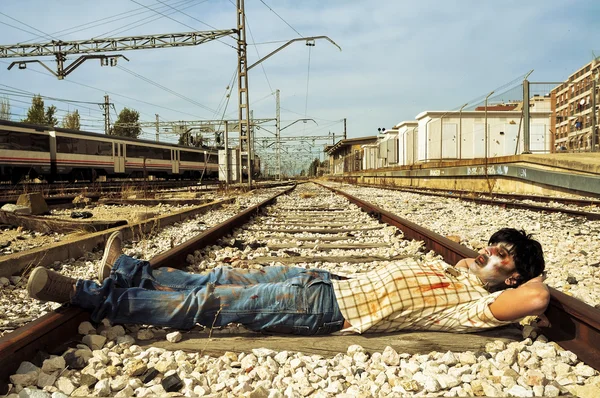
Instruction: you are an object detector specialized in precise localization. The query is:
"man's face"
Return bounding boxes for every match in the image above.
[468,243,520,288]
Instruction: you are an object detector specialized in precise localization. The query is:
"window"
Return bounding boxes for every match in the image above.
[57,136,111,155]
[30,133,50,152]
[180,150,205,162]
[0,130,10,150]
[127,144,170,159]
[0,130,50,152]
[85,140,113,156]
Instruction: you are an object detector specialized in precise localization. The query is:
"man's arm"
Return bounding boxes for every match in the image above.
[488,276,550,321]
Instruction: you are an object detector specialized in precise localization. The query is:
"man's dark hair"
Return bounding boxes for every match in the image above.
[488,228,545,285]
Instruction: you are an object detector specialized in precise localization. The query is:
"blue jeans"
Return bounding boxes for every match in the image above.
[71,255,345,335]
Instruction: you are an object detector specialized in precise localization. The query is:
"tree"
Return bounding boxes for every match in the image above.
[308,158,320,177]
[110,107,141,138]
[0,97,10,120]
[22,94,57,127]
[62,110,81,130]
[178,131,190,146]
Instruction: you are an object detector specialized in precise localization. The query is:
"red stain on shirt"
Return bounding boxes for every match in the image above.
[419,282,451,292]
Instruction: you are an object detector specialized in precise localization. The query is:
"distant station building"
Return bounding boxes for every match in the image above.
[551,58,600,152]
[415,101,552,162]
[325,136,378,175]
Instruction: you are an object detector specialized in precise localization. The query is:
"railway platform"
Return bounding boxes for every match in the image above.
[333,153,600,198]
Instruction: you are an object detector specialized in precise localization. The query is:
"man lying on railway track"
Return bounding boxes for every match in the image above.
[27,228,549,335]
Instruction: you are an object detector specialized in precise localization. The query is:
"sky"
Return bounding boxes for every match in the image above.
[1,0,599,170]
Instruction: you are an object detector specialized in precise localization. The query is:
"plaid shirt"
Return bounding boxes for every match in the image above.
[331,258,514,333]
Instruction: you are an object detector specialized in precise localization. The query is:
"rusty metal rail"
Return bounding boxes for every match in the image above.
[321,183,600,371]
[0,185,295,394]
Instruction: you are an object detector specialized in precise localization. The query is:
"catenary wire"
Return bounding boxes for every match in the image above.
[20,0,195,43]
[126,0,236,50]
[258,0,303,37]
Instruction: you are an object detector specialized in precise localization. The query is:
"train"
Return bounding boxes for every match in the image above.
[0,119,230,183]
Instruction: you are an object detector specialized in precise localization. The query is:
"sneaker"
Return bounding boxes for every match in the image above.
[27,267,76,303]
[98,231,123,281]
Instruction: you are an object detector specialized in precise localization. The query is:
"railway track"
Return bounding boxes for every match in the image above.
[0,180,218,205]
[348,183,600,220]
[1,182,599,396]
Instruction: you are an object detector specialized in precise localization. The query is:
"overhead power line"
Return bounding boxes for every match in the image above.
[116,65,218,115]
[258,0,303,37]
[0,11,57,41]
[20,0,195,43]
[0,59,208,120]
[95,0,202,38]
[128,0,236,49]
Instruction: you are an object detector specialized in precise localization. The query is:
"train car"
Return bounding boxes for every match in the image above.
[0,120,52,183]
[0,120,219,183]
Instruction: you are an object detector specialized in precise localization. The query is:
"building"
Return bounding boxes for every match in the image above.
[551,58,600,152]
[325,136,378,174]
[395,121,418,166]
[415,104,552,161]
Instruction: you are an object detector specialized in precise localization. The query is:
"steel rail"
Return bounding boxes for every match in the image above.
[320,183,600,371]
[350,182,600,207]
[348,183,600,221]
[0,185,295,394]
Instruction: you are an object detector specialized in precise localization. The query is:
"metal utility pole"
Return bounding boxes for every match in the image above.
[102,95,111,135]
[224,121,230,184]
[458,103,468,159]
[484,91,494,160]
[523,79,531,153]
[276,89,281,181]
[343,118,347,139]
[593,78,597,152]
[155,114,159,142]
[237,0,252,189]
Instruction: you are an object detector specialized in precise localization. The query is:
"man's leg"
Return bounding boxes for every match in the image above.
[109,255,307,291]
[72,269,345,334]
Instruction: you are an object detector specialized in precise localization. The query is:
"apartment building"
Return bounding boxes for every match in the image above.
[551,59,600,151]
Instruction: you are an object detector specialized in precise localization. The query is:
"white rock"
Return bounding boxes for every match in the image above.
[347,344,365,355]
[41,357,65,373]
[506,384,533,397]
[458,352,477,365]
[544,384,561,397]
[136,329,154,341]
[252,348,277,358]
[10,371,38,386]
[36,372,56,389]
[56,378,75,396]
[574,363,596,377]
[82,334,106,350]
[17,387,49,398]
[114,386,135,397]
[381,346,400,366]
[110,375,129,391]
[436,373,460,389]
[166,331,182,343]
[78,321,96,335]
[16,362,40,375]
[116,335,136,346]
